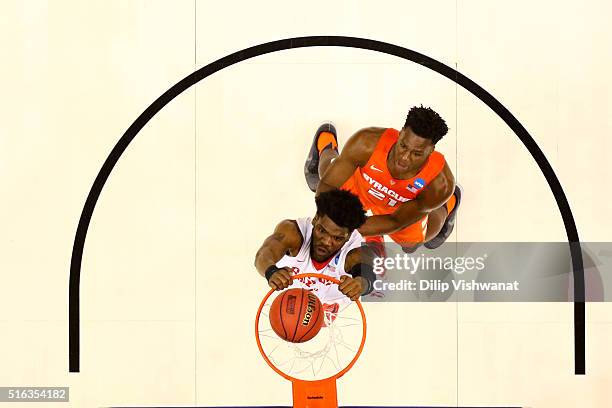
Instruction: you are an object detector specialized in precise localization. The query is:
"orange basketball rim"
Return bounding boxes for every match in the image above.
[255,273,367,408]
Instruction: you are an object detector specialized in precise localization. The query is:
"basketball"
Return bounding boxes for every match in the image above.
[269,288,324,343]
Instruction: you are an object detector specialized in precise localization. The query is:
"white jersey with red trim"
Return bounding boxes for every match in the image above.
[275,217,364,307]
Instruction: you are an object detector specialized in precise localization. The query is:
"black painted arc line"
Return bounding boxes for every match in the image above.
[69,36,585,374]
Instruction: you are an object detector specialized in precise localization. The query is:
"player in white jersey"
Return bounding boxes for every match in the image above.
[255,190,377,307]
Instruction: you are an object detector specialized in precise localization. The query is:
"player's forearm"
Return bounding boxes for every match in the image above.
[316,154,359,196]
[357,214,402,236]
[357,212,424,236]
[254,247,284,277]
[315,179,338,195]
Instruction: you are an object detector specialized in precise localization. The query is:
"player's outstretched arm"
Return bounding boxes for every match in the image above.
[316,127,382,195]
[254,220,303,290]
[358,164,455,237]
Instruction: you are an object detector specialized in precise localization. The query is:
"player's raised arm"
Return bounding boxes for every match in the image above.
[316,127,381,194]
[358,164,455,237]
[254,220,303,290]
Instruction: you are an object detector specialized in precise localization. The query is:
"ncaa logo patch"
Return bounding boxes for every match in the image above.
[333,253,341,265]
[414,178,426,189]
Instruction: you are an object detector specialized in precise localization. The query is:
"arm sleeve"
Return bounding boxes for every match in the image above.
[348,263,376,296]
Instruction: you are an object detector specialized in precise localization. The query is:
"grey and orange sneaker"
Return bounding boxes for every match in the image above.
[304,122,338,192]
[424,184,463,249]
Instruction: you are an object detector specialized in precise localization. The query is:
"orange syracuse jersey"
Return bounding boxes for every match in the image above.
[341,128,446,245]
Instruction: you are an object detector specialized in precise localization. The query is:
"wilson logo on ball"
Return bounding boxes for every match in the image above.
[301,294,317,326]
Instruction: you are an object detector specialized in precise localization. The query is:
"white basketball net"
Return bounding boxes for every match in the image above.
[257,291,364,381]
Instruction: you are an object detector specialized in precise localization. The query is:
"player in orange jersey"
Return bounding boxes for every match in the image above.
[303,106,462,252]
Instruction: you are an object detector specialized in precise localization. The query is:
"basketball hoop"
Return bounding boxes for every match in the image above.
[255,273,367,408]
